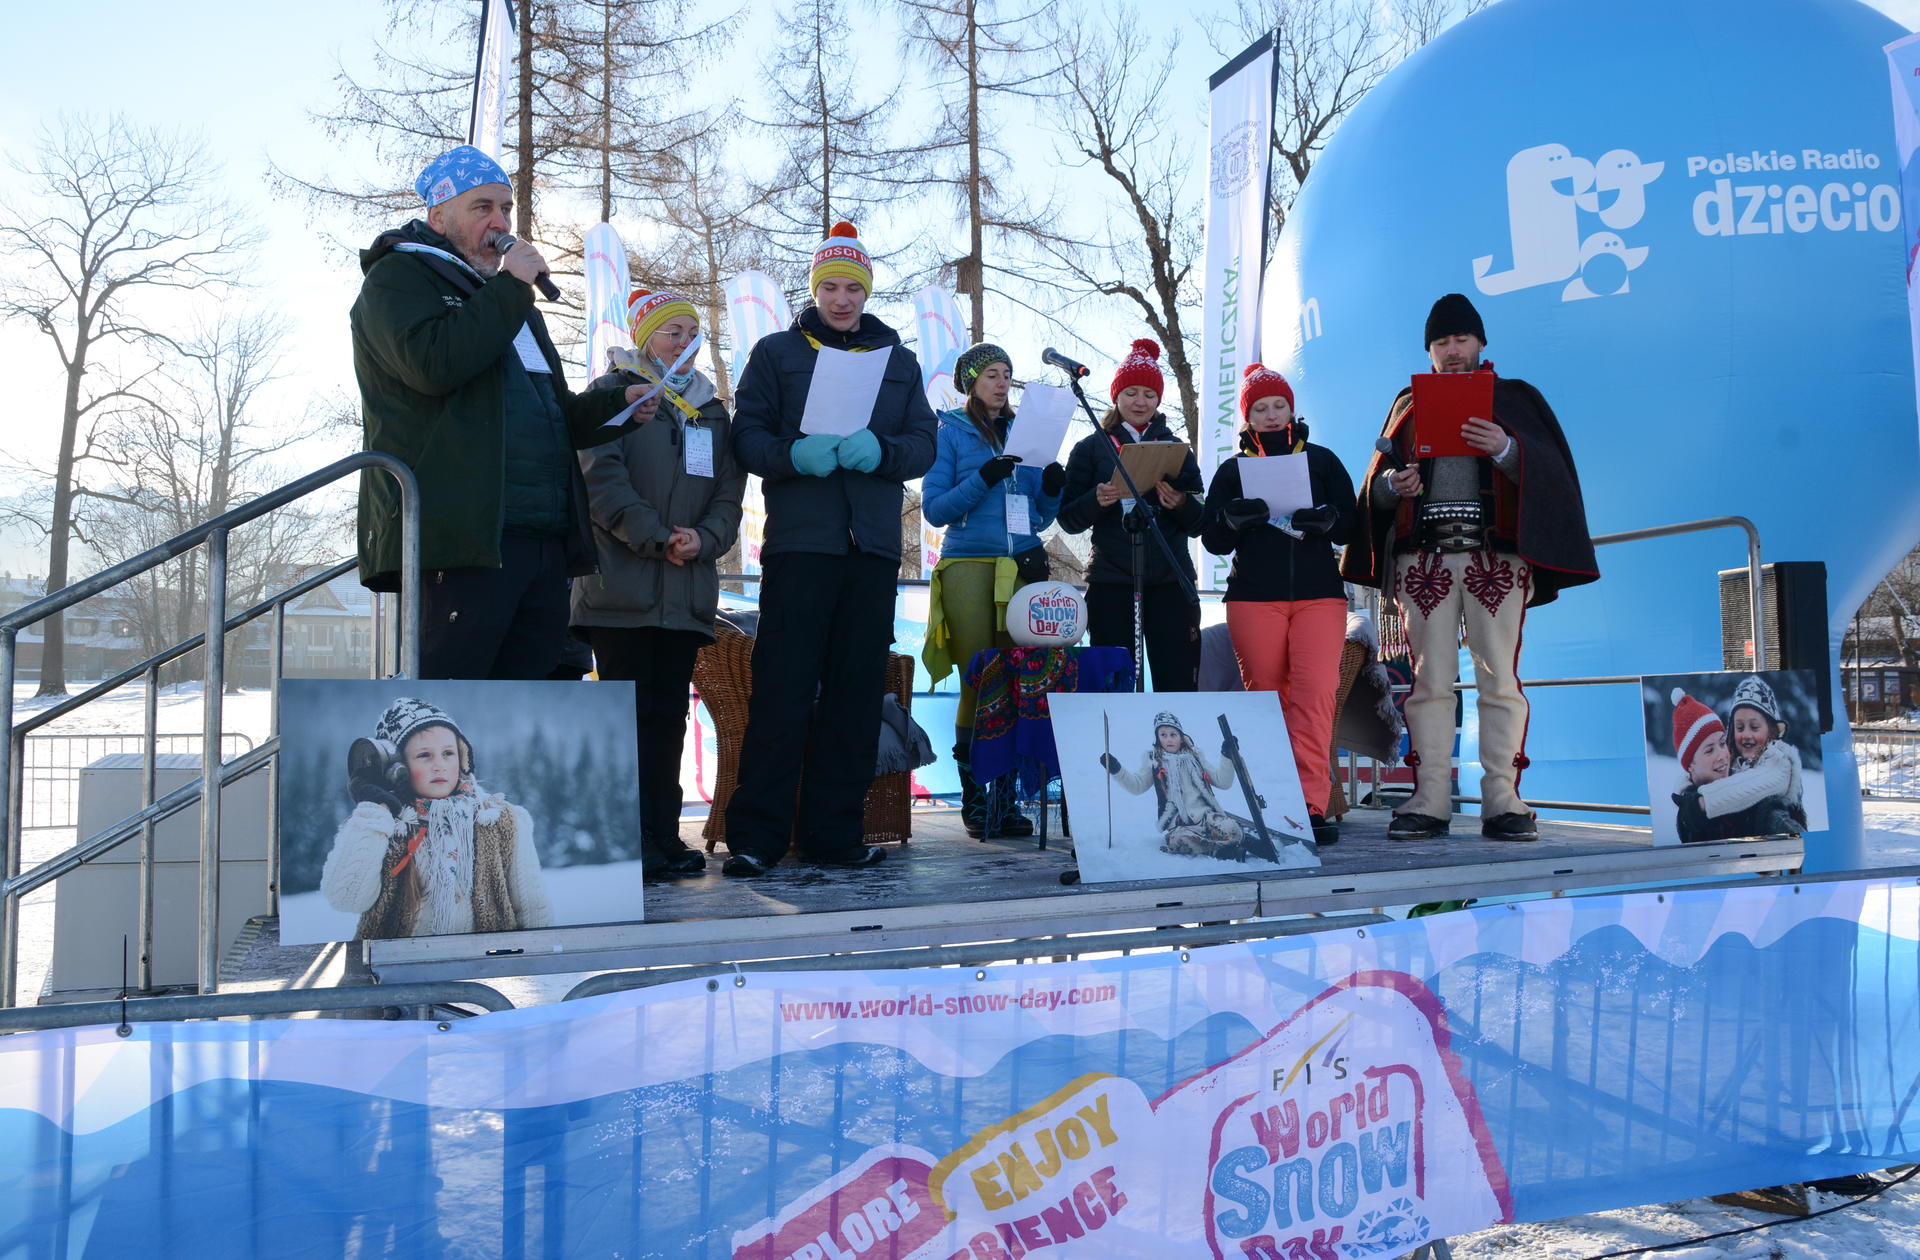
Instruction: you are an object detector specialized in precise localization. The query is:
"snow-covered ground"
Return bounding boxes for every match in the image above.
[1450,1176,1920,1258]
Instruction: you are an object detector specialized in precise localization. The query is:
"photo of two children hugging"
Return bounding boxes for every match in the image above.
[1646,671,1826,845]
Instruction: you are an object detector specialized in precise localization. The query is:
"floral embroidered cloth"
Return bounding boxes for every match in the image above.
[964,646,1135,794]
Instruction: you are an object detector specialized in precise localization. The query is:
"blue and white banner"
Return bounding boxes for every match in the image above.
[1887,32,1920,451]
[466,0,515,160]
[913,285,968,413]
[582,222,631,384]
[723,270,792,386]
[1201,34,1277,592]
[6,878,1919,1257]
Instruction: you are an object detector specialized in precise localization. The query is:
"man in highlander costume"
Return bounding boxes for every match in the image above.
[1342,293,1598,842]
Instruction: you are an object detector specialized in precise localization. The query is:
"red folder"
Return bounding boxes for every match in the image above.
[1409,373,1493,459]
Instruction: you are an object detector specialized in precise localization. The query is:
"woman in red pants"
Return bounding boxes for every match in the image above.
[1201,364,1357,844]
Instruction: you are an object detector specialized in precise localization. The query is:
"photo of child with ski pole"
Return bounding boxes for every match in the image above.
[1050,692,1321,884]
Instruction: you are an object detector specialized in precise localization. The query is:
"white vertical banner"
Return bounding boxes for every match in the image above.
[1886,33,1920,449]
[1199,33,1277,591]
[466,0,515,159]
[724,271,790,581]
[582,223,630,383]
[724,271,793,386]
[913,285,968,412]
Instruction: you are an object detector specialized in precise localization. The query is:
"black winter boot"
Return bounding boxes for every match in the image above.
[954,737,989,839]
[986,777,1034,837]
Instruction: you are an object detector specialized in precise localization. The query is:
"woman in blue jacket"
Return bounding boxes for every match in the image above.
[922,343,1065,837]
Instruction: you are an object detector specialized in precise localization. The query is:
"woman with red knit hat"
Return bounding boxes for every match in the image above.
[1057,338,1207,690]
[1200,364,1356,844]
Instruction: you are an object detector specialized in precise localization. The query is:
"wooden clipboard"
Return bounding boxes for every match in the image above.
[1105,440,1188,492]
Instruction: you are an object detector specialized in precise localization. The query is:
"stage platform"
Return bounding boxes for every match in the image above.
[332,805,1803,989]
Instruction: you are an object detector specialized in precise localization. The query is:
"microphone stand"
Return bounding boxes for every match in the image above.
[1065,376,1198,694]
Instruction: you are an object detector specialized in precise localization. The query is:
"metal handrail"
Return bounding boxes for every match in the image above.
[1591,514,1765,663]
[1,452,420,1006]
[0,980,514,1034]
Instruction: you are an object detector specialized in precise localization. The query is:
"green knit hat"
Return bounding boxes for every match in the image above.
[954,342,1012,398]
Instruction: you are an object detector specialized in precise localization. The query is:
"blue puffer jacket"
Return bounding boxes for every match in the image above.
[921,408,1062,558]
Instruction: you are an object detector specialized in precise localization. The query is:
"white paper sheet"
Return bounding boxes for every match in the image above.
[1236,452,1313,517]
[800,346,892,436]
[1001,384,1077,467]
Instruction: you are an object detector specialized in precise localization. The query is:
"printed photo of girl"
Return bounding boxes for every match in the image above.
[1643,670,1826,846]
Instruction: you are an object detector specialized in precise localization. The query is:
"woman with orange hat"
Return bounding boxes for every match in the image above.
[1057,338,1208,690]
[571,288,745,880]
[1200,364,1356,844]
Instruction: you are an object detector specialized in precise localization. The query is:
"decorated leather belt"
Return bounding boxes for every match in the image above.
[1414,502,1488,553]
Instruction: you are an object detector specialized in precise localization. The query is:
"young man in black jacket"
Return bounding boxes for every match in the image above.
[722,223,938,876]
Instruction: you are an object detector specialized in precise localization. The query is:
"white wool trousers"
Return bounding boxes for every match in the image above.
[1393,548,1532,819]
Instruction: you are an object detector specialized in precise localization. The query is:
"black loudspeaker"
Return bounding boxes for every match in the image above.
[1718,560,1832,732]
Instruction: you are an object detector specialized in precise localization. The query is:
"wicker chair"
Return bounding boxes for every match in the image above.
[695,621,915,851]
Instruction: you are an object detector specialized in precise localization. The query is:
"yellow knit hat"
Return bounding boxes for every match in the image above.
[628,288,699,354]
[810,221,873,294]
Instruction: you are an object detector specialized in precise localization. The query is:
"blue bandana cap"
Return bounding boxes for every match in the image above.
[415,145,512,208]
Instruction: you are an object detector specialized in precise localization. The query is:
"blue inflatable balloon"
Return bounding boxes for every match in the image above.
[1266,0,1920,869]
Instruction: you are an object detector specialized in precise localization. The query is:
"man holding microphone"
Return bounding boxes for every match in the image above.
[351,144,657,679]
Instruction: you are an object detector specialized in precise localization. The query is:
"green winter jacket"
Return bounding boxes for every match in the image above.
[350,221,635,590]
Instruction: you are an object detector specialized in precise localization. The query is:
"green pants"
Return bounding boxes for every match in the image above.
[938,558,1014,730]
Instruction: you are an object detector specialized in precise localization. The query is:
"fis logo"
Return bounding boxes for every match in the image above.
[1472,144,1664,302]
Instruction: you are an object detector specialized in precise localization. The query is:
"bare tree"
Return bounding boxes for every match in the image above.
[81,310,333,681]
[1210,0,1490,243]
[752,0,933,285]
[536,0,734,224]
[628,123,782,398]
[892,0,1061,342]
[277,0,727,244]
[0,115,252,695]
[1033,10,1205,438]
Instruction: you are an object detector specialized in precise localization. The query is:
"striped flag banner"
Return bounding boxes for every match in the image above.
[913,286,967,412]
[582,223,630,384]
[724,271,792,385]
[466,0,515,159]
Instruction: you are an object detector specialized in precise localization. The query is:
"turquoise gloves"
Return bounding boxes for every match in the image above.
[837,429,882,473]
[791,433,842,477]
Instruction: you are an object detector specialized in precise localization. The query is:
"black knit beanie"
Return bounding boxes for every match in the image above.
[1424,293,1487,348]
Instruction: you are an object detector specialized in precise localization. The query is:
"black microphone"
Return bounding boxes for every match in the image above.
[1374,436,1404,473]
[491,232,561,301]
[1041,347,1090,379]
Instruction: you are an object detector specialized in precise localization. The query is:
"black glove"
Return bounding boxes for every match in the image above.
[1221,736,1240,763]
[1223,497,1269,531]
[1041,462,1066,496]
[1099,752,1122,775]
[1672,786,1709,835]
[350,776,406,817]
[347,736,405,816]
[980,454,1020,486]
[1290,505,1337,537]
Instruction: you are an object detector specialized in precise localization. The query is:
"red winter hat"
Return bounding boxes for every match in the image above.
[1110,338,1165,401]
[1238,363,1295,420]
[1670,688,1725,772]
